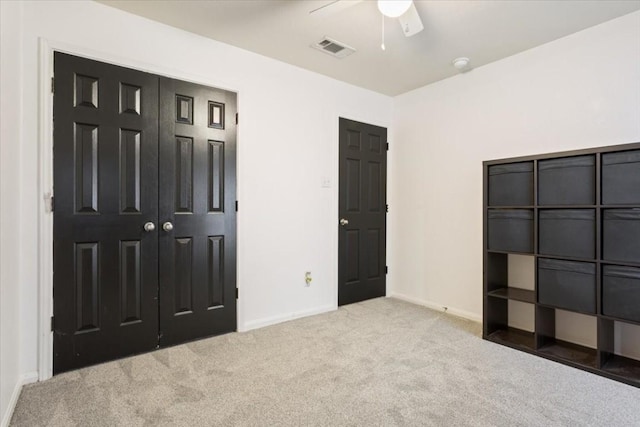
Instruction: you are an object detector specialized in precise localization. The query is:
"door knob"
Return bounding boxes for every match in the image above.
[163,222,174,232]
[143,222,155,232]
[340,218,349,226]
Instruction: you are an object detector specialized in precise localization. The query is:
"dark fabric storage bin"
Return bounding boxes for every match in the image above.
[488,209,533,253]
[538,259,596,313]
[603,209,640,263]
[602,150,640,205]
[603,265,640,323]
[539,210,595,259]
[538,155,595,205]
[488,162,533,206]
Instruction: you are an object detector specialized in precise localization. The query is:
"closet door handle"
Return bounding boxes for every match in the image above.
[143,222,156,232]
[162,222,174,232]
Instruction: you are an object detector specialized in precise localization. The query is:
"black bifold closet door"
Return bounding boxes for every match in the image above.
[53,52,237,374]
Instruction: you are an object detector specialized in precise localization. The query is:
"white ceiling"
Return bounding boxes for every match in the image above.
[98,0,640,96]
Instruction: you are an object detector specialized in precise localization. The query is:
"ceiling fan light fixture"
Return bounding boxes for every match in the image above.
[377,0,412,18]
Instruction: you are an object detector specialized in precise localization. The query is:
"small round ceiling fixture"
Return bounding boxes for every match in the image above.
[377,0,412,18]
[452,57,470,70]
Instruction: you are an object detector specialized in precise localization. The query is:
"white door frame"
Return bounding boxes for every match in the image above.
[37,37,243,380]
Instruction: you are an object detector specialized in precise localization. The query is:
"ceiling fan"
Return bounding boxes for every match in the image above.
[378,0,424,37]
[309,0,424,38]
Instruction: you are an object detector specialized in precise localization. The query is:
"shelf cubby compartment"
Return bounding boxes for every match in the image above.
[536,306,598,369]
[538,155,595,206]
[488,162,534,207]
[486,253,536,304]
[538,258,596,315]
[598,318,640,385]
[601,356,640,385]
[538,209,595,259]
[487,327,535,351]
[487,209,534,253]
[485,253,535,351]
[602,149,640,205]
[602,265,640,324]
[602,209,640,264]
[485,299,535,352]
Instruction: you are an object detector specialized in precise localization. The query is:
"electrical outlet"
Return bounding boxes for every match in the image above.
[305,272,312,286]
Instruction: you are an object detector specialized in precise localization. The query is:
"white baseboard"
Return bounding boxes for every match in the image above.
[1,371,38,427]
[389,293,482,323]
[243,304,336,331]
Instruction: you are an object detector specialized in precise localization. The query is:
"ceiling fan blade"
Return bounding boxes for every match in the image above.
[398,2,424,37]
[309,0,363,19]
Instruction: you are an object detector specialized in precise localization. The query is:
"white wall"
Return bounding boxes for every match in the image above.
[1,1,25,424]
[1,0,392,400]
[390,11,640,326]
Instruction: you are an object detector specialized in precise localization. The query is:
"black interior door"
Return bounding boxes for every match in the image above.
[338,118,387,306]
[53,53,160,373]
[158,77,237,346]
[53,53,237,373]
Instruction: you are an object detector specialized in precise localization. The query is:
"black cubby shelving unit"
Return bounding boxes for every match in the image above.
[483,142,640,387]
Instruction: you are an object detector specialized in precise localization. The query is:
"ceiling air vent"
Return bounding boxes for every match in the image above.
[312,37,355,59]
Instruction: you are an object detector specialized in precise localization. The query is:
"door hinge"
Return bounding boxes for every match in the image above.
[386,204,389,213]
[45,193,54,212]
[235,201,238,212]
[50,316,54,332]
[235,113,238,125]
[236,288,239,299]
[386,142,389,151]
[51,77,55,94]
[385,266,388,274]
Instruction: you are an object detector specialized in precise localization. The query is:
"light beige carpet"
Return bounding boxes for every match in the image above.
[10,297,640,426]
